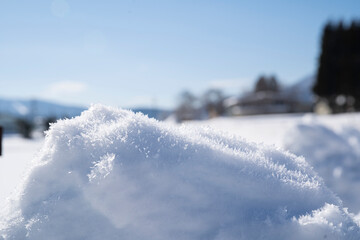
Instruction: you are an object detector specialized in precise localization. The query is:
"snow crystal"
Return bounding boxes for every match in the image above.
[0,105,359,239]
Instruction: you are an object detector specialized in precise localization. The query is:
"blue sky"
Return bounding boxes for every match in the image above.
[1,0,359,109]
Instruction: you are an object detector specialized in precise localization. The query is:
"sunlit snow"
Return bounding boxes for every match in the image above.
[0,105,359,239]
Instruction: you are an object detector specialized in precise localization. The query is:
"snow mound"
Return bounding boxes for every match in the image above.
[284,117,360,214]
[1,105,359,239]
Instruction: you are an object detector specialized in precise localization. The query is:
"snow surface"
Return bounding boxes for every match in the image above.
[1,105,359,239]
[284,114,360,214]
[187,113,360,215]
[0,136,43,209]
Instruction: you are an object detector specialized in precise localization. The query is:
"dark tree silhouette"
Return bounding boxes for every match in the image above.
[313,21,360,112]
[255,76,267,92]
[16,118,34,139]
[254,75,280,93]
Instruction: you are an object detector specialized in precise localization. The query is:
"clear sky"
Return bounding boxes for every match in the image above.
[1,0,359,109]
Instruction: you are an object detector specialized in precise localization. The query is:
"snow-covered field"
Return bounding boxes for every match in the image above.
[1,105,360,239]
[0,136,44,209]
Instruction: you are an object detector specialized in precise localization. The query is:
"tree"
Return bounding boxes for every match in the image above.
[175,91,201,122]
[16,118,34,139]
[313,21,360,112]
[201,89,225,117]
[255,76,267,92]
[254,75,280,93]
[268,76,279,92]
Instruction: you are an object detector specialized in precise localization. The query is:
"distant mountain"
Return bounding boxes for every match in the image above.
[0,98,86,120]
[0,98,173,122]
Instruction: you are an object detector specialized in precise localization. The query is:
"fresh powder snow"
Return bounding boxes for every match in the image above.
[187,113,360,215]
[284,115,360,214]
[0,105,359,239]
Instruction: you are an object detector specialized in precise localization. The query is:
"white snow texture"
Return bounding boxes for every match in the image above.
[1,105,359,240]
[284,116,360,214]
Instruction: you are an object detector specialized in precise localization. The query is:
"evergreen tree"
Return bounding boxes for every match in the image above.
[255,76,268,92]
[254,75,280,93]
[314,21,360,112]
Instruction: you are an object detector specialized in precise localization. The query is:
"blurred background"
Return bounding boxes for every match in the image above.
[0,0,360,134]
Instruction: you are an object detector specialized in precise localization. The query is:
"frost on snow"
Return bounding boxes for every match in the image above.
[0,105,359,239]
